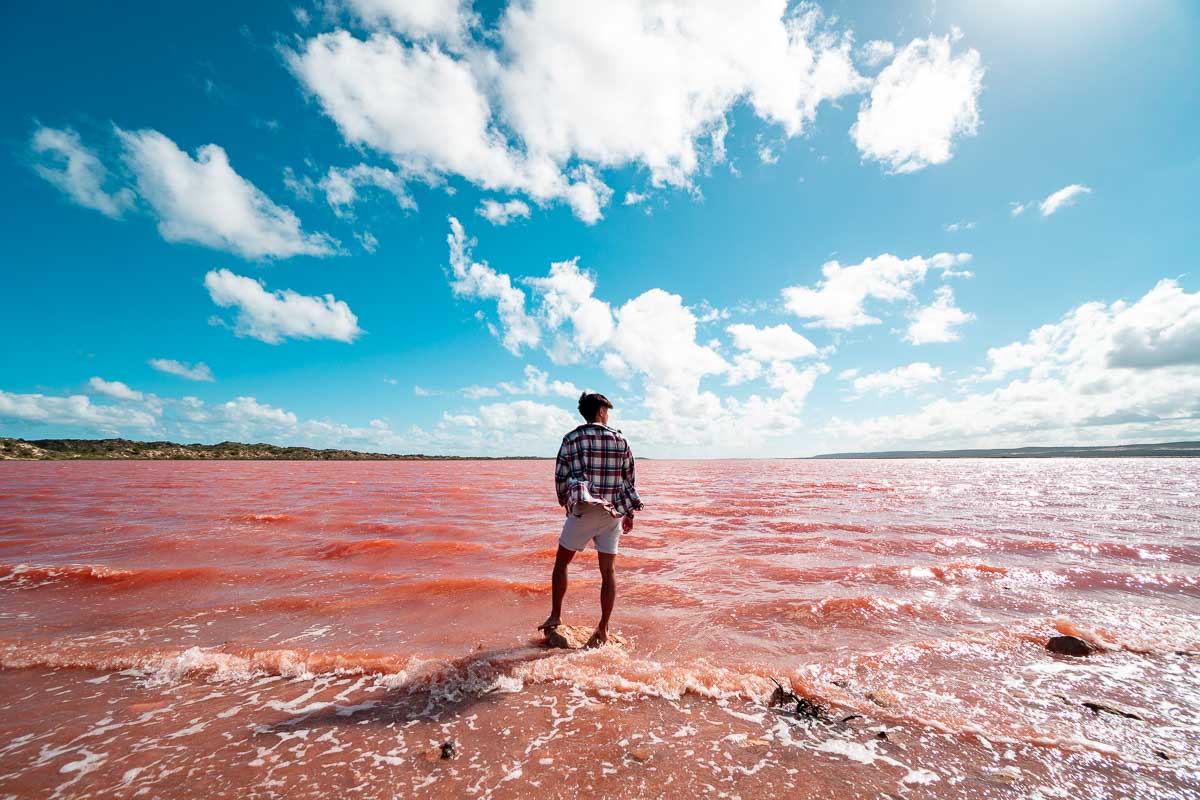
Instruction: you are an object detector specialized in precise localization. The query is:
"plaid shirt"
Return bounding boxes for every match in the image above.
[554,423,644,518]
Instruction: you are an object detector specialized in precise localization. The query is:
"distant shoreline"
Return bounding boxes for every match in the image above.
[809,441,1200,459]
[0,437,545,461]
[4,436,1200,462]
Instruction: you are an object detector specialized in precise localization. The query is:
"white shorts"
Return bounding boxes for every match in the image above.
[559,502,622,555]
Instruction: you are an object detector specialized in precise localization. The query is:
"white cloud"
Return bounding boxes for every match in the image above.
[851,33,984,174]
[1039,183,1092,217]
[319,163,414,216]
[608,289,728,393]
[782,252,972,329]
[836,368,860,380]
[859,39,896,68]
[758,145,779,164]
[204,268,363,344]
[1009,201,1028,217]
[830,280,1200,449]
[905,285,975,344]
[851,362,941,397]
[148,358,215,382]
[498,365,581,398]
[88,377,144,401]
[446,217,540,354]
[943,220,975,233]
[622,190,648,206]
[336,0,472,44]
[526,258,614,363]
[476,198,531,226]
[355,231,380,252]
[0,389,158,432]
[288,2,876,222]
[117,128,338,258]
[30,126,134,218]
[726,322,818,361]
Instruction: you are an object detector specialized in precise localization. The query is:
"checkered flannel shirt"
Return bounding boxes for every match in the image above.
[554,423,644,518]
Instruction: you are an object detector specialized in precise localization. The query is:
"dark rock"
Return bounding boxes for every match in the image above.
[1081,700,1142,720]
[768,678,830,722]
[875,731,889,741]
[440,741,457,760]
[1046,635,1094,657]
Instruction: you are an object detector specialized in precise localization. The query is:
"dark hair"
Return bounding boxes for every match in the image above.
[578,391,613,423]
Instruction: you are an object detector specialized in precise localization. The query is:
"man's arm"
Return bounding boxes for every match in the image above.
[554,436,572,507]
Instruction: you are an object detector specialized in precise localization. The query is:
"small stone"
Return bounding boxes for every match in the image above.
[440,741,457,760]
[627,746,653,762]
[1046,635,1094,657]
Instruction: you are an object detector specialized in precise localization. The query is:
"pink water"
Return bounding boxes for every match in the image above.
[1,459,1198,798]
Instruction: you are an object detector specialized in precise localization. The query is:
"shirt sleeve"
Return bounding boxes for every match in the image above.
[554,436,572,507]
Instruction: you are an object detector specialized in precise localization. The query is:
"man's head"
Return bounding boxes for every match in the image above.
[578,391,613,425]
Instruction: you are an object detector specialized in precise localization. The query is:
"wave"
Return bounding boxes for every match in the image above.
[0,563,221,590]
[315,538,488,559]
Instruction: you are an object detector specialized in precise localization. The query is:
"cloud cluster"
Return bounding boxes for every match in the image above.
[30,126,338,259]
[828,279,1200,449]
[439,217,830,451]
[782,252,972,329]
[287,3,983,224]
[204,268,363,344]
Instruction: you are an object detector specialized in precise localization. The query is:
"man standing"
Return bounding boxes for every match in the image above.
[539,392,643,648]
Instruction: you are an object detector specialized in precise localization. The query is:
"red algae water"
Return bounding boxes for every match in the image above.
[1,459,1198,799]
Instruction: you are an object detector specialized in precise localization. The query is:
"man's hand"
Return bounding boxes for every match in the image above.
[622,513,634,534]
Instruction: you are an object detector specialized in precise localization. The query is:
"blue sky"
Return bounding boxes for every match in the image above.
[2,0,1198,457]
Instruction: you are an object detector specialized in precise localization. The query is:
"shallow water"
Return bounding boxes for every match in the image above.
[0,458,1198,798]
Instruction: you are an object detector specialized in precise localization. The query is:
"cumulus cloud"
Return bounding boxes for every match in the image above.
[1039,183,1092,216]
[446,217,540,353]
[859,39,896,68]
[0,389,158,432]
[851,362,941,397]
[336,0,473,43]
[88,377,144,401]
[851,33,984,174]
[782,252,972,329]
[117,128,338,259]
[905,285,974,344]
[476,198,531,226]
[726,322,818,361]
[204,268,363,344]
[525,258,615,363]
[149,358,215,382]
[829,280,1200,449]
[438,218,841,453]
[30,126,134,218]
[319,163,414,217]
[287,2,887,223]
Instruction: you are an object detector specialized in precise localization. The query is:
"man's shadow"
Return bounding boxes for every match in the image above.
[257,640,569,735]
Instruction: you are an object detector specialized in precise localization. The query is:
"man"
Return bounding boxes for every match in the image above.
[539,391,643,648]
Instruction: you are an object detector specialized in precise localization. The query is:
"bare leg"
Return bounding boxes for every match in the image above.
[586,551,617,648]
[539,545,576,630]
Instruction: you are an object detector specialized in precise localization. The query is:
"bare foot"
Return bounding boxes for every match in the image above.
[584,628,608,649]
[537,616,561,631]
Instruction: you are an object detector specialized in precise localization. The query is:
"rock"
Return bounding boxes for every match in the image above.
[440,741,457,760]
[626,746,653,763]
[540,624,626,650]
[767,678,830,722]
[1046,635,1094,657]
[1081,700,1142,720]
